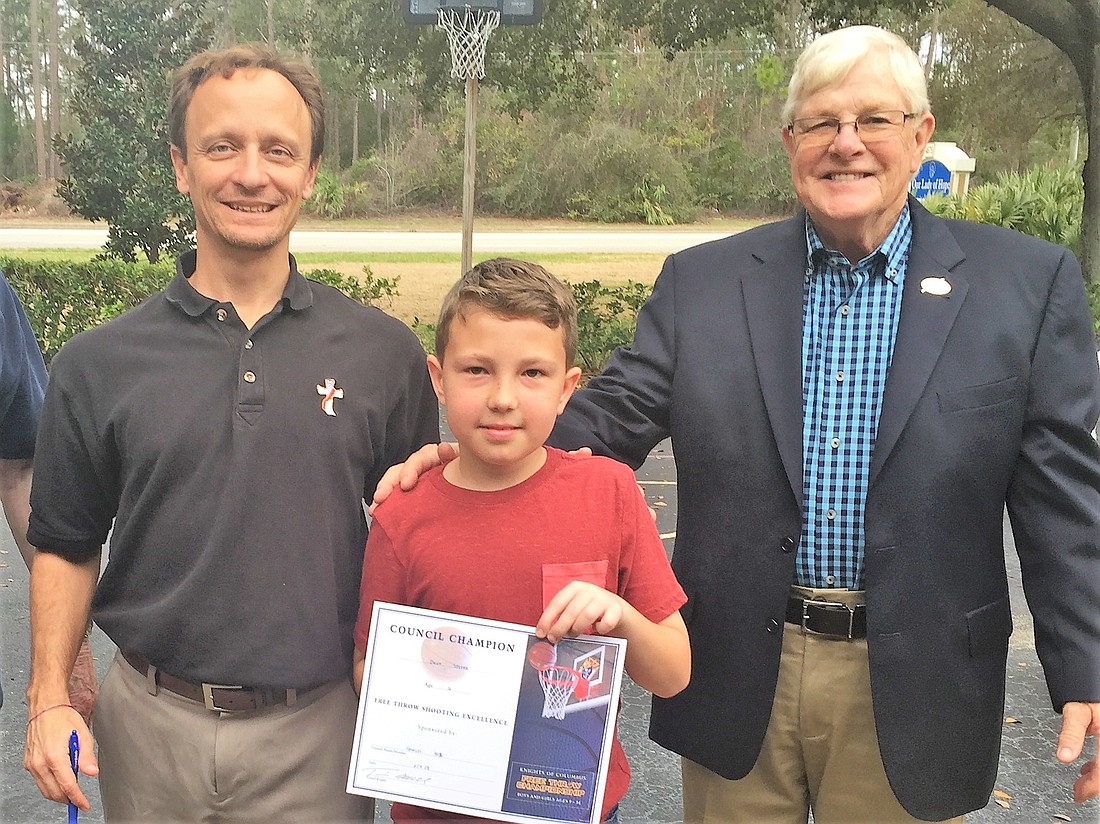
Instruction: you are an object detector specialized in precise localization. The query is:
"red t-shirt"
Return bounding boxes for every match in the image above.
[355,447,687,822]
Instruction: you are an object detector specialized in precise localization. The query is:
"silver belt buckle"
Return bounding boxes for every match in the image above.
[202,682,244,712]
[801,599,856,640]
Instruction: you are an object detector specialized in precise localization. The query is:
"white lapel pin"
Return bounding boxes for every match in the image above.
[919,276,952,296]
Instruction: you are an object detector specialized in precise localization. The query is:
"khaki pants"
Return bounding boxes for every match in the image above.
[94,650,374,823]
[682,589,963,824]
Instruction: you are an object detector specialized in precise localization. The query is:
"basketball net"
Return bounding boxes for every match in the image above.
[437,6,500,79]
[538,665,580,720]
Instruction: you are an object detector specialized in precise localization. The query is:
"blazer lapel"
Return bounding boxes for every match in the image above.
[742,215,808,504]
[871,201,968,482]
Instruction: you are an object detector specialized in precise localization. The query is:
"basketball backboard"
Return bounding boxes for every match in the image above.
[403,0,543,26]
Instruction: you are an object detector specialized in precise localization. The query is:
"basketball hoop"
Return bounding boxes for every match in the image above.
[538,665,581,720]
[437,3,501,80]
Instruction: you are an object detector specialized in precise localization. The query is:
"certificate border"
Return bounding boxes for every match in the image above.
[347,602,627,824]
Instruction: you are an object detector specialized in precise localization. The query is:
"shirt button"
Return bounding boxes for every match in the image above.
[827,509,836,520]
[831,437,841,449]
[245,340,253,350]
[825,575,836,585]
[243,371,256,383]
[216,308,227,322]
[836,371,845,382]
[840,305,850,315]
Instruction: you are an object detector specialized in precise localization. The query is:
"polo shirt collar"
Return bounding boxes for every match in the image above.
[165,250,315,316]
[803,204,912,284]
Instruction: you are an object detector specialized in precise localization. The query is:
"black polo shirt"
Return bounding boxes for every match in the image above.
[29,252,439,688]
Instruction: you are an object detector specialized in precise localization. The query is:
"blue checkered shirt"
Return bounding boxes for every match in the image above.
[797,207,911,589]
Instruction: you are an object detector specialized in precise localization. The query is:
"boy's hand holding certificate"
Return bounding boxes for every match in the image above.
[347,602,626,824]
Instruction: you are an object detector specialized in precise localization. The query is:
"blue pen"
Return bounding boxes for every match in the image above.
[68,730,79,824]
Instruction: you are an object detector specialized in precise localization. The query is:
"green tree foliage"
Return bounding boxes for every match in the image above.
[929,0,1081,178]
[979,1,1100,282]
[600,0,937,54]
[0,89,22,173]
[55,0,213,263]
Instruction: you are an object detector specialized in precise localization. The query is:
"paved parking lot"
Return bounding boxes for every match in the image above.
[2,438,1096,822]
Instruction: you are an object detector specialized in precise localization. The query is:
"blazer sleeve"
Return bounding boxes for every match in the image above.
[1004,246,1100,709]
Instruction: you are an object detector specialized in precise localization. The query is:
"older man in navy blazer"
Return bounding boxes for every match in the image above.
[552,25,1100,824]
[376,24,1100,824]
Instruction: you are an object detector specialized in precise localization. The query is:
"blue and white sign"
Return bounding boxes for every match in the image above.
[910,159,952,199]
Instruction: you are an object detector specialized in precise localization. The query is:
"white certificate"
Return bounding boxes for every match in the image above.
[347,602,627,824]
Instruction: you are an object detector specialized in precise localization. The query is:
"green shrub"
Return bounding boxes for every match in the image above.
[1,256,173,363]
[303,266,401,311]
[572,279,651,375]
[1,257,401,364]
[411,317,437,354]
[1,253,655,372]
[308,168,347,219]
[485,122,697,224]
[691,135,797,215]
[923,165,1082,255]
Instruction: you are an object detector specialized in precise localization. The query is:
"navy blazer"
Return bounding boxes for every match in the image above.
[551,198,1100,820]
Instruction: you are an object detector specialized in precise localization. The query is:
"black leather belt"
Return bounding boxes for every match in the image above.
[785,594,867,640]
[121,649,311,712]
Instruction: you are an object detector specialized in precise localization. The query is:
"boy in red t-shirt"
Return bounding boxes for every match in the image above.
[353,258,690,822]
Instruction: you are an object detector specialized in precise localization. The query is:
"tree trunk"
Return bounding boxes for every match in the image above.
[352,94,359,165]
[302,0,313,56]
[924,9,939,81]
[983,1,1098,281]
[0,0,7,99]
[48,0,60,177]
[28,0,46,178]
[329,95,339,169]
[216,0,235,47]
[375,87,384,154]
[1081,42,1100,283]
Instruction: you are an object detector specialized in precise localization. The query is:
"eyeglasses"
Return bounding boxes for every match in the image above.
[788,110,918,147]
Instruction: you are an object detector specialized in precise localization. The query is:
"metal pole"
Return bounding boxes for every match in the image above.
[461,74,478,276]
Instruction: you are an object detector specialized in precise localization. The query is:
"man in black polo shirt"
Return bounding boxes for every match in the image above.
[23,44,438,821]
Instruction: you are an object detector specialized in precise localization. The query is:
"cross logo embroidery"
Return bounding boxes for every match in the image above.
[316,378,344,416]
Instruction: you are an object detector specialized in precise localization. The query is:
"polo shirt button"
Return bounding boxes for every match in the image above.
[245,340,253,349]
[216,308,227,322]
[766,619,779,633]
[243,371,256,383]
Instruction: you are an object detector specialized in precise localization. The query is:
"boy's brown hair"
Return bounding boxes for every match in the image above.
[168,43,325,166]
[435,258,578,365]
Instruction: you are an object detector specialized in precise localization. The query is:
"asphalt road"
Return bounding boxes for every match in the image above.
[1,435,1096,823]
[0,227,732,255]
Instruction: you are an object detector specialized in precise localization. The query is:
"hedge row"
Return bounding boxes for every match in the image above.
[0,256,650,374]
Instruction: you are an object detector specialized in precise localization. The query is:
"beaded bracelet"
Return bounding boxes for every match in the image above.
[26,703,76,725]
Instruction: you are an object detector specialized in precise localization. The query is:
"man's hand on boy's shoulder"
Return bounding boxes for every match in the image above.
[369,443,611,513]
[369,442,459,513]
